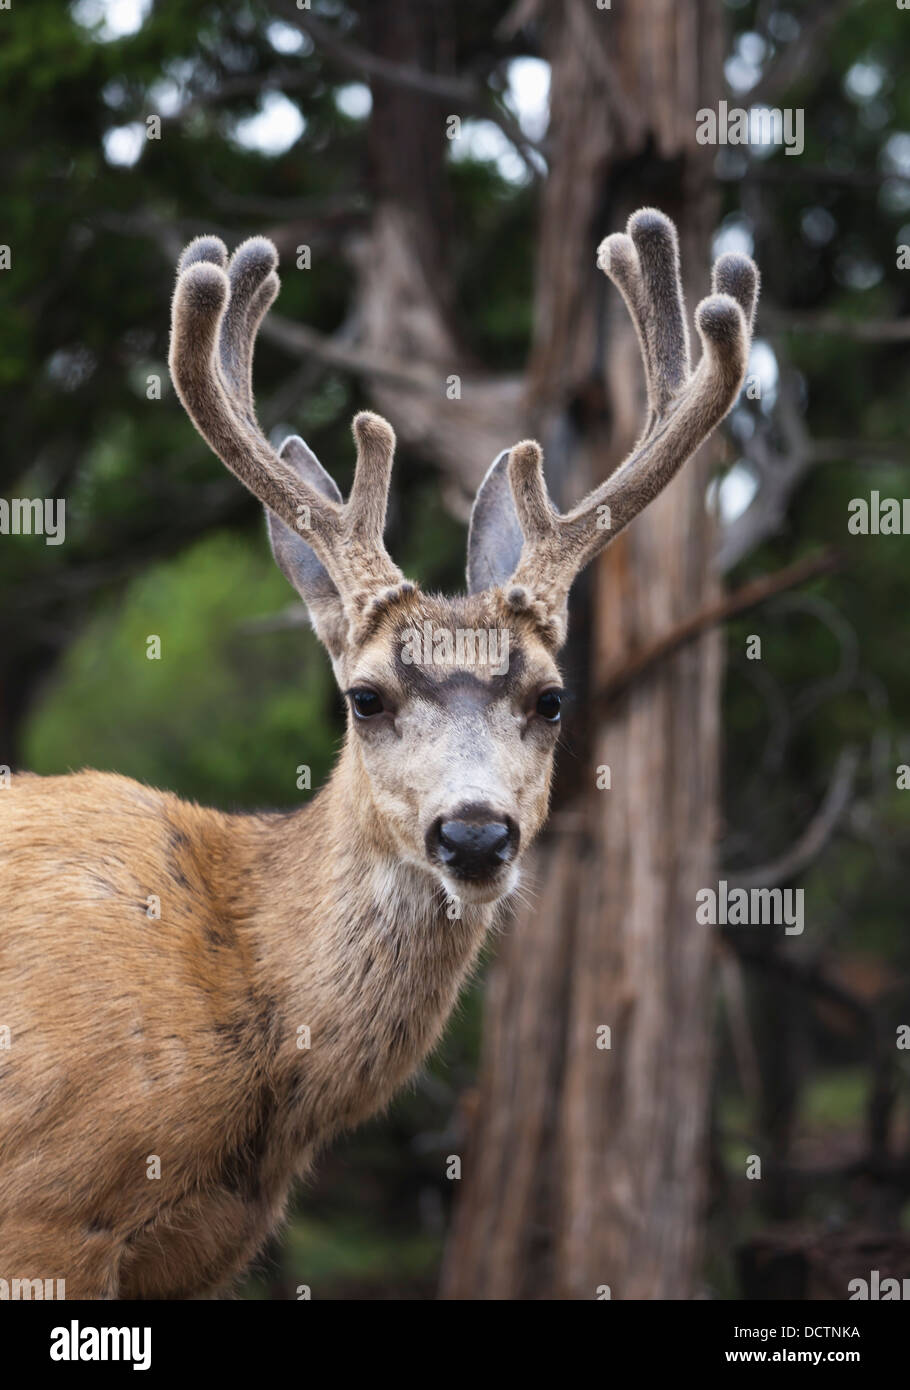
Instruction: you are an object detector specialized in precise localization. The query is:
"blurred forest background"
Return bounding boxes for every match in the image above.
[2,0,910,1299]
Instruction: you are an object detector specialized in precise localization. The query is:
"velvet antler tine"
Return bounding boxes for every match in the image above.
[627,208,690,411]
[346,412,397,543]
[712,251,759,332]
[174,236,237,406]
[220,237,279,422]
[506,440,557,545]
[597,232,658,425]
[177,235,228,275]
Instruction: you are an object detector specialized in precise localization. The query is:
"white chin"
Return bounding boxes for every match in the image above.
[439,863,519,907]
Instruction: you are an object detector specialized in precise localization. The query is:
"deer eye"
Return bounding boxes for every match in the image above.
[535,689,562,722]
[350,689,384,719]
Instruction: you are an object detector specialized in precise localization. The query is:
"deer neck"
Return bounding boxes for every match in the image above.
[239,738,496,1143]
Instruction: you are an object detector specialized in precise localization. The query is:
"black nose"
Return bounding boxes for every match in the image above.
[428,809,519,881]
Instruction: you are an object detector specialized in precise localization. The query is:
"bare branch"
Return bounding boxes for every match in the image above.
[743,163,903,191]
[716,365,813,573]
[726,745,860,892]
[723,932,871,1030]
[281,5,478,104]
[259,311,444,392]
[760,307,910,343]
[748,0,854,105]
[597,549,842,705]
[276,3,545,177]
[807,438,909,467]
[199,181,368,226]
[164,67,315,125]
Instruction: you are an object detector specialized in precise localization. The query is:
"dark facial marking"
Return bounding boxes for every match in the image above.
[392,638,526,705]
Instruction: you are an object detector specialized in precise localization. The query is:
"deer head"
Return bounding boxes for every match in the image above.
[169,210,758,906]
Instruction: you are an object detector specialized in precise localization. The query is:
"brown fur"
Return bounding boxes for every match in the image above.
[0,212,757,1298]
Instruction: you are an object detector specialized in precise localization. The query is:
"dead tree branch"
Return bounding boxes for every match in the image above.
[597,549,842,705]
[722,930,871,1028]
[276,4,545,176]
[717,366,814,573]
[760,307,910,343]
[726,744,860,892]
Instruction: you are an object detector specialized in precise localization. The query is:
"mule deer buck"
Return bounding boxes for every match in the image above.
[0,210,757,1298]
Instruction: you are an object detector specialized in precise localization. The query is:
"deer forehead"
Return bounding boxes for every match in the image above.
[345,594,560,702]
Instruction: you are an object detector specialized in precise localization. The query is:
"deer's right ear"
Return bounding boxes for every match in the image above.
[466,449,526,594]
[266,436,348,657]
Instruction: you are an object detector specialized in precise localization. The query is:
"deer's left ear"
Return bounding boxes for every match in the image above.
[466,449,526,594]
[266,435,348,657]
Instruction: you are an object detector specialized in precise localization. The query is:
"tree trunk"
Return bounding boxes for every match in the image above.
[440,0,726,1300]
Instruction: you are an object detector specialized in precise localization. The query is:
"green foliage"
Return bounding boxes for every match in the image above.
[25,529,337,807]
